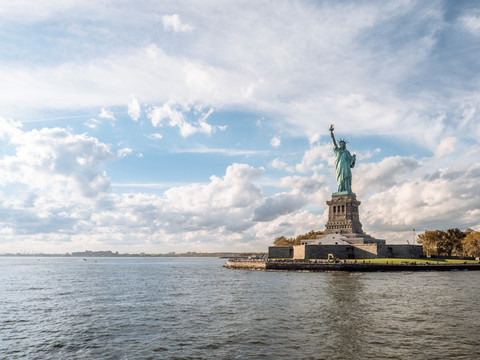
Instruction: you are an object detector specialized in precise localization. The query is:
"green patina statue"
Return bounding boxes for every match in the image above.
[329,125,356,195]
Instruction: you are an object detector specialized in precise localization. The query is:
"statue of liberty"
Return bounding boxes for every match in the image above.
[329,125,356,194]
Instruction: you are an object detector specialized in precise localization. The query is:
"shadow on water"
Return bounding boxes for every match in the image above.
[317,273,370,359]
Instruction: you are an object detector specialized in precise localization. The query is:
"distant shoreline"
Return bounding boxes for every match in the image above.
[0,251,265,258]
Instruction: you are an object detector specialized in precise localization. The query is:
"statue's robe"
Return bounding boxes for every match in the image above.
[333,146,355,193]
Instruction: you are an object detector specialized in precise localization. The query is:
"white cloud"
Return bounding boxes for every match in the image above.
[147,102,221,137]
[253,193,307,222]
[161,14,194,33]
[99,107,115,121]
[466,144,480,156]
[0,117,114,240]
[1,2,480,253]
[435,137,457,158]
[269,158,288,170]
[279,174,327,195]
[117,148,133,158]
[148,103,194,137]
[147,133,163,140]
[359,148,381,160]
[459,13,480,35]
[295,143,330,173]
[270,136,281,148]
[354,156,419,197]
[251,210,326,242]
[361,163,480,241]
[0,118,478,253]
[128,95,141,121]
[0,1,474,155]
[0,128,325,252]
[84,117,101,129]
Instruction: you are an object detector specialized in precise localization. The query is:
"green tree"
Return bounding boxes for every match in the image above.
[273,230,325,246]
[273,236,295,246]
[294,230,324,243]
[418,229,466,256]
[418,230,444,256]
[462,230,480,257]
[442,228,465,256]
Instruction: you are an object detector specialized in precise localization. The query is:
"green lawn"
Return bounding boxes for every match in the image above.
[341,258,479,264]
[269,258,479,264]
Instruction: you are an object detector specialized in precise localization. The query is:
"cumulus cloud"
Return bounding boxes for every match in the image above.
[147,133,163,140]
[0,118,114,242]
[359,148,381,160]
[99,108,115,121]
[252,210,327,242]
[117,148,133,158]
[354,156,419,196]
[270,136,281,147]
[1,116,478,252]
[435,137,457,158]
[0,118,113,199]
[362,163,480,241]
[161,14,194,32]
[128,95,141,121]
[1,2,480,253]
[252,173,328,223]
[147,103,221,137]
[459,13,480,35]
[279,174,326,195]
[0,130,320,252]
[161,163,264,232]
[295,143,330,173]
[269,158,288,170]
[253,193,307,222]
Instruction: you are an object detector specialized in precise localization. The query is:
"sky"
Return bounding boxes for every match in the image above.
[1,0,480,254]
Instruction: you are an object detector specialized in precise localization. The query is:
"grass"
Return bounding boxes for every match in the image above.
[341,258,479,264]
[268,258,479,264]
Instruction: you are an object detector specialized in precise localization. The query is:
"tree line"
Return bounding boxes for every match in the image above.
[417,228,480,257]
[273,230,325,246]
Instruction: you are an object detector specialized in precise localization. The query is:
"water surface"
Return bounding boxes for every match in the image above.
[1,257,479,359]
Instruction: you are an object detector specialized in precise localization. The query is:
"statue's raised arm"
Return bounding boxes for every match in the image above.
[329,124,338,148]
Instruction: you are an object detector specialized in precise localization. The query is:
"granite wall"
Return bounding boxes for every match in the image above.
[269,244,423,259]
[268,246,293,259]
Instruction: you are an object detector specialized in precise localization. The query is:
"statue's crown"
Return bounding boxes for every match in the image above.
[339,138,348,143]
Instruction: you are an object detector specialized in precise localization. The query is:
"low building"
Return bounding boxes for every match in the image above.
[268,244,423,260]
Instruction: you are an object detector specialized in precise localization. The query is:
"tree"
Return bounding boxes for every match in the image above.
[418,229,466,256]
[273,230,325,246]
[443,228,465,256]
[418,230,444,256]
[273,236,295,246]
[462,231,480,257]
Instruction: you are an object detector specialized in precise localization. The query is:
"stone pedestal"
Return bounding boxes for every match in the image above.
[317,193,385,245]
[325,193,363,235]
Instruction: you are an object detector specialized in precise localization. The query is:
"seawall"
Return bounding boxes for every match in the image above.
[225,259,266,270]
[225,259,480,272]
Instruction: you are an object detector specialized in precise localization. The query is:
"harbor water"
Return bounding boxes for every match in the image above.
[1,257,479,359]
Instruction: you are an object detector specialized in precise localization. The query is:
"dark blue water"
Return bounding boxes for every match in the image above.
[1,257,479,359]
